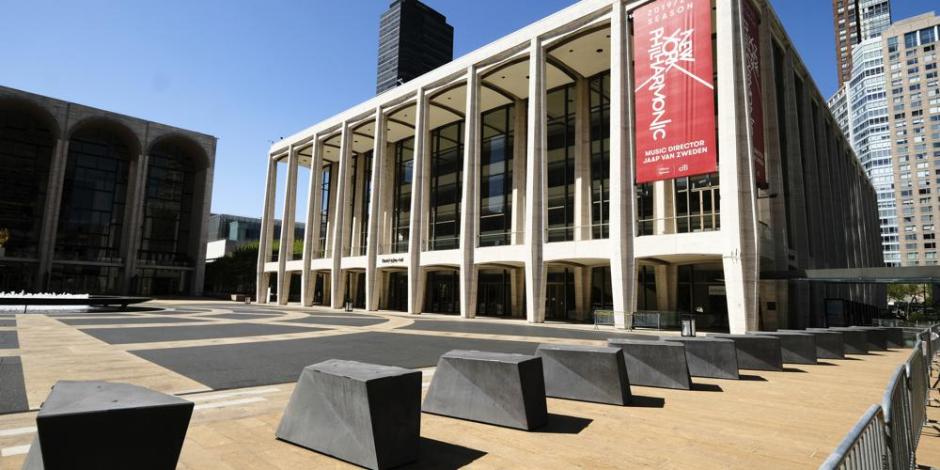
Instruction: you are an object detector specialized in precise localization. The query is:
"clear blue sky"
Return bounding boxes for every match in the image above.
[0,0,935,220]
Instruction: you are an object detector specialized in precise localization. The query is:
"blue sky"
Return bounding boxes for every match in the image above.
[0,0,935,219]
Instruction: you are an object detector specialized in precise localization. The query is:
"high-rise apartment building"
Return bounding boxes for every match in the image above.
[881,13,940,266]
[376,0,454,95]
[833,0,892,86]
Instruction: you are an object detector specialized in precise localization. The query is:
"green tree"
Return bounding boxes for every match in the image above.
[203,240,303,295]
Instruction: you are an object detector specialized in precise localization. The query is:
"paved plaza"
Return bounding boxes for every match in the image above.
[0,300,938,468]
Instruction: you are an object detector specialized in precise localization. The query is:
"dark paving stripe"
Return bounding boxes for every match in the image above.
[0,356,29,414]
[0,319,15,327]
[80,323,324,345]
[279,316,388,327]
[0,331,18,349]
[400,319,646,341]
[59,316,207,326]
[204,313,284,320]
[132,331,537,390]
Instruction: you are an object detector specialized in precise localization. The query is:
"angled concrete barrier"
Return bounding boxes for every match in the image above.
[780,329,845,359]
[709,334,783,371]
[818,328,870,354]
[850,327,888,350]
[747,331,817,365]
[883,327,905,348]
[422,350,547,430]
[607,339,691,390]
[661,337,739,380]
[22,381,193,470]
[536,344,631,405]
[276,359,421,470]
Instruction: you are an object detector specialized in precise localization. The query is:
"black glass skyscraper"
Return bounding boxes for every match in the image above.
[376,0,454,94]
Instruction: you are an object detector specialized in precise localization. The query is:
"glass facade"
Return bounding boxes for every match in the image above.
[589,72,611,239]
[0,107,53,259]
[428,121,463,250]
[318,162,333,257]
[674,174,720,233]
[479,105,515,247]
[424,270,459,313]
[138,143,195,267]
[392,138,414,253]
[477,268,516,317]
[357,151,373,256]
[546,85,576,242]
[545,267,576,321]
[56,129,130,263]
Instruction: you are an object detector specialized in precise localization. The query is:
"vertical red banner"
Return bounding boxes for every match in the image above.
[633,0,717,184]
[741,0,767,189]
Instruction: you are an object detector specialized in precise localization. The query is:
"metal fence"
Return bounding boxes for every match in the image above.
[819,404,889,470]
[906,347,928,450]
[882,366,914,470]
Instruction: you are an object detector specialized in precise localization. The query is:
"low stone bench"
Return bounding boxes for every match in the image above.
[883,327,905,348]
[276,360,421,470]
[23,381,193,470]
[422,350,547,430]
[535,344,631,405]
[850,327,888,350]
[780,329,845,359]
[818,328,869,354]
[607,339,691,390]
[709,334,783,371]
[747,331,817,365]
[661,337,739,380]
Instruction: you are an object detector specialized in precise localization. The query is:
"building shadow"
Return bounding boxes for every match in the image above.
[401,437,487,469]
[629,395,666,408]
[737,374,768,382]
[535,413,593,434]
[690,383,723,392]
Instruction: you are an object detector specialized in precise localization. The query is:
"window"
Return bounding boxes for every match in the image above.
[546,85,576,242]
[391,138,414,253]
[428,121,463,251]
[589,72,611,239]
[479,105,515,247]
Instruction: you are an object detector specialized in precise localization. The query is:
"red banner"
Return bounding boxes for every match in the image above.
[741,0,767,189]
[633,0,717,184]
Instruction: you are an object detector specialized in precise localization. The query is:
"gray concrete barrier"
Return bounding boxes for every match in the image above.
[747,331,817,365]
[850,327,888,350]
[607,339,691,390]
[535,344,631,405]
[276,360,421,470]
[709,334,783,371]
[22,381,193,470]
[780,329,845,359]
[817,328,870,354]
[422,350,547,430]
[883,327,905,348]
[661,337,739,380]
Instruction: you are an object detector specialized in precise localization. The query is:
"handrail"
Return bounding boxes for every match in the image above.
[818,404,888,470]
[882,365,914,470]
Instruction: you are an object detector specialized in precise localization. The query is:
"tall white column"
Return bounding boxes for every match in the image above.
[511,99,527,245]
[460,66,481,318]
[256,155,278,303]
[573,77,592,241]
[301,138,324,306]
[525,38,547,324]
[277,145,299,305]
[717,0,760,333]
[330,124,353,309]
[407,89,429,315]
[608,2,636,329]
[366,109,386,311]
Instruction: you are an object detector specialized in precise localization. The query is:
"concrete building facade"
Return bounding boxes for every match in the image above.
[258,0,883,333]
[832,0,893,87]
[881,13,940,266]
[0,86,216,296]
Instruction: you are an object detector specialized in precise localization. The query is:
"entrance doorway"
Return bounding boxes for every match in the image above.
[545,268,576,321]
[386,271,408,312]
[477,269,516,317]
[425,270,459,314]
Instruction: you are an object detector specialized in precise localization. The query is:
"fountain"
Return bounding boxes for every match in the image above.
[0,292,150,313]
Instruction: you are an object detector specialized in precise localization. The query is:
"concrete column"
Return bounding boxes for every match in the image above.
[460,66,481,318]
[331,124,353,309]
[717,0,760,333]
[524,38,547,324]
[37,137,69,289]
[511,99,527,245]
[302,139,324,306]
[366,110,386,311]
[120,152,150,294]
[654,265,670,311]
[277,145,299,305]
[608,3,636,328]
[407,89,429,315]
[509,268,521,315]
[653,180,674,235]
[256,155,278,303]
[573,77,592,241]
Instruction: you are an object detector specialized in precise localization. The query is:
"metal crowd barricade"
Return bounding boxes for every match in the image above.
[882,365,915,470]
[906,346,928,450]
[592,310,631,329]
[818,404,889,470]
